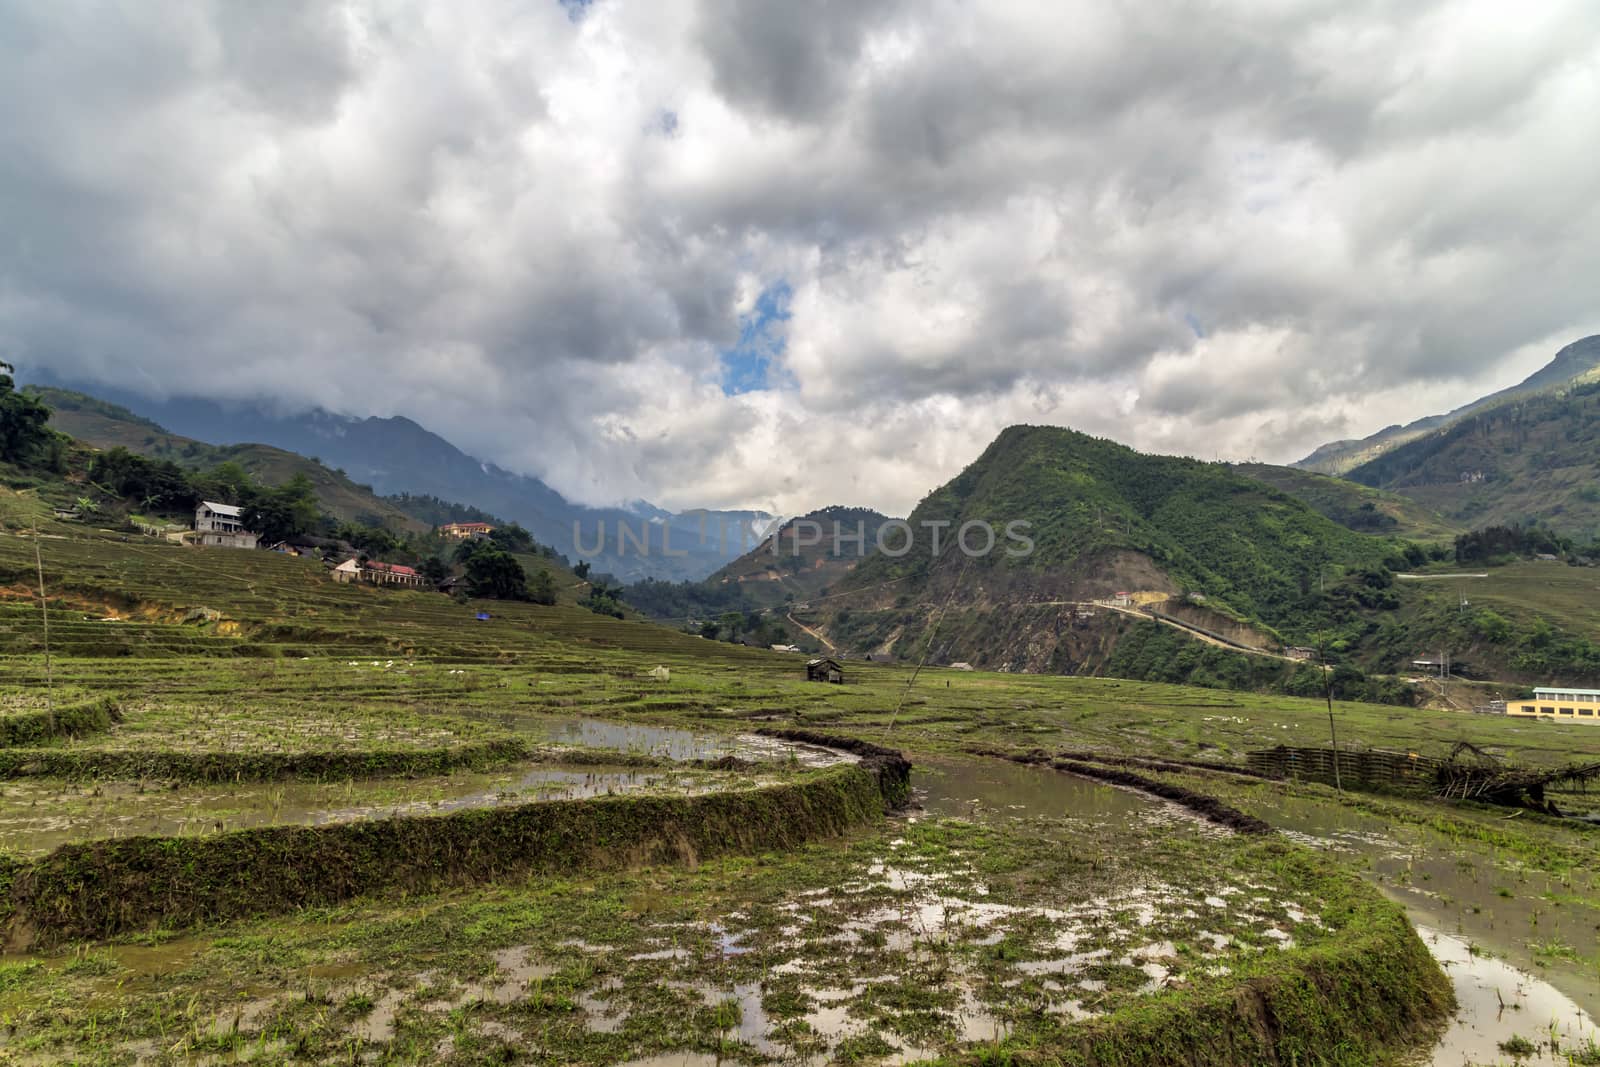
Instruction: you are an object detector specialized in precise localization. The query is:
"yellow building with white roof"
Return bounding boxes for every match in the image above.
[1508,688,1600,723]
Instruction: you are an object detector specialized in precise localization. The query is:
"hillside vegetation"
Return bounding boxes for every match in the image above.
[836,425,1409,632]
[706,505,892,607]
[1231,463,1460,540]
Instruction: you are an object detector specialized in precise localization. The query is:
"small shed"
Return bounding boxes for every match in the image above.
[806,657,844,684]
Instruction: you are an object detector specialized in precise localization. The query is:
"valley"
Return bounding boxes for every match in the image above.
[4,344,1600,1066]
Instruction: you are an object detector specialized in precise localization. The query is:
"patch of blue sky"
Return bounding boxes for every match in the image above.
[719,282,794,396]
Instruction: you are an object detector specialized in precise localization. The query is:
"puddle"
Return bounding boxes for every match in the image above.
[1418,927,1599,1066]
[913,755,1158,825]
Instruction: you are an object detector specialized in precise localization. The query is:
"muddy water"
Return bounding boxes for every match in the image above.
[1417,927,1598,1066]
[0,763,756,855]
[531,716,858,767]
[1262,793,1600,1023]
[914,753,1157,824]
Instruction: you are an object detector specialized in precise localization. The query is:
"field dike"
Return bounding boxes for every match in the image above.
[0,695,121,746]
[963,748,1453,1067]
[0,732,910,947]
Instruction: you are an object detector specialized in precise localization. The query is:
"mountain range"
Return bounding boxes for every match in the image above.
[23,376,768,583]
[1296,335,1600,535]
[25,331,1600,696]
[1296,335,1600,472]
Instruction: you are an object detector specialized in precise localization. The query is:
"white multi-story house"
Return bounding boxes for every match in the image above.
[194,501,259,549]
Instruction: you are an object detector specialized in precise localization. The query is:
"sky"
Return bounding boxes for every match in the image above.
[3,1,1599,517]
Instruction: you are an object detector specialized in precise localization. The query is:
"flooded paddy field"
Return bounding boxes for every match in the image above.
[0,760,789,856]
[0,753,1423,1065]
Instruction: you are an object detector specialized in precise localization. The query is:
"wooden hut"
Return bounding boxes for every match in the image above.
[806,657,844,684]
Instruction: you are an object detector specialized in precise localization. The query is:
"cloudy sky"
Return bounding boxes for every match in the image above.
[4,1,1599,516]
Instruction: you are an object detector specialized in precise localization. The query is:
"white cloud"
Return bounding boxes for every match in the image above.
[4,0,1600,518]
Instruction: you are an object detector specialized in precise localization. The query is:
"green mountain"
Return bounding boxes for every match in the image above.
[805,426,1416,679]
[1296,335,1600,475]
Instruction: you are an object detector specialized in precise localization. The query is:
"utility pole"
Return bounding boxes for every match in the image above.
[1320,640,1343,793]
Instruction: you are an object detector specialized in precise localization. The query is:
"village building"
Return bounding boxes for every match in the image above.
[331,558,361,583]
[1507,688,1600,724]
[194,501,259,550]
[1284,646,1318,662]
[439,521,495,540]
[362,560,429,588]
[806,657,844,684]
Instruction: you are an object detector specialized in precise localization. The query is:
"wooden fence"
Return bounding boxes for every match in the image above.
[1246,745,1441,795]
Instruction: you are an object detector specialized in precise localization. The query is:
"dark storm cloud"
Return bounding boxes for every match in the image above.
[2,0,1598,515]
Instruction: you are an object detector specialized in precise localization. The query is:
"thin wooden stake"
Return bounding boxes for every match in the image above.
[33,520,55,730]
[1320,642,1342,793]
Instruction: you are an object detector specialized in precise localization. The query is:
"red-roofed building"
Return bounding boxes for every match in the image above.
[439,522,495,540]
[360,559,429,588]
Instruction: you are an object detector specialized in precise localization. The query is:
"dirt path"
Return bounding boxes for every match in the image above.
[1084,601,1304,663]
[787,612,836,652]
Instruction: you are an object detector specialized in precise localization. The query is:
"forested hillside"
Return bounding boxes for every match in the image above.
[1231,463,1459,540]
[1346,379,1600,535]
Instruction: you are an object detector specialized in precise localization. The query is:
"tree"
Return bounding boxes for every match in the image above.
[574,560,592,580]
[581,582,625,619]
[465,545,529,600]
[489,523,535,553]
[338,521,400,557]
[243,474,320,543]
[0,365,57,465]
[528,568,558,606]
[87,447,197,512]
[418,556,451,583]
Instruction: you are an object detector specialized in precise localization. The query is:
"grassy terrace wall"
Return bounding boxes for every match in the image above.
[959,842,1454,1067]
[2,743,909,946]
[0,696,120,746]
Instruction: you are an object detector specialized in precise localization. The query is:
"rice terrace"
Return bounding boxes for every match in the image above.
[0,490,1595,1067]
